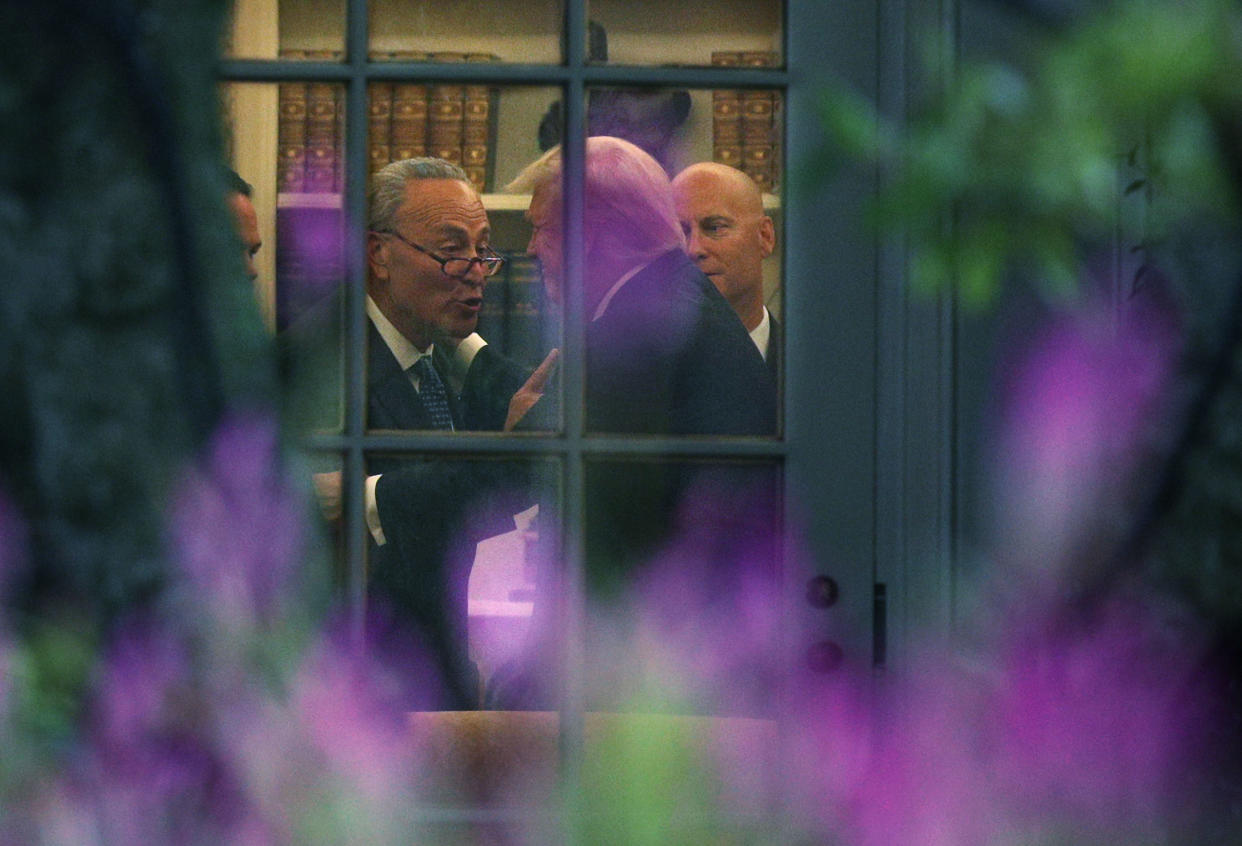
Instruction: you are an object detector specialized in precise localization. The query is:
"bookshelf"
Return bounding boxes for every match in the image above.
[223,0,784,330]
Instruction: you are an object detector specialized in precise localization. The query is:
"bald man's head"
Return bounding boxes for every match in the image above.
[672,163,774,331]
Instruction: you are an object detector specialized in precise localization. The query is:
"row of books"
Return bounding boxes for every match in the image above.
[710,50,781,192]
[277,50,500,195]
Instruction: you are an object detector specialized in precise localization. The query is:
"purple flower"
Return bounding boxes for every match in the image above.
[990,294,1177,594]
[168,411,305,625]
[90,621,192,753]
[775,601,1212,845]
[994,602,1208,829]
[79,621,255,844]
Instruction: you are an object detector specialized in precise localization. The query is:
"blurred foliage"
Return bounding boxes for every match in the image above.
[815,0,1242,308]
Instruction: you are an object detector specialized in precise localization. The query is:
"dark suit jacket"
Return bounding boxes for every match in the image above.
[766,311,782,385]
[489,251,780,713]
[282,302,534,709]
[586,249,777,436]
[365,322,539,709]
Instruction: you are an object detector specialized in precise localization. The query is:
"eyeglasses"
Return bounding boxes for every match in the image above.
[377,230,505,278]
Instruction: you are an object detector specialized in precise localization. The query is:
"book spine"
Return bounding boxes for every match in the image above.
[461,82,492,193]
[503,255,546,369]
[389,51,430,161]
[461,53,499,193]
[276,49,309,193]
[368,79,394,177]
[710,51,743,170]
[741,89,776,193]
[428,82,466,165]
[332,50,346,192]
[304,50,339,194]
[739,51,779,192]
[425,52,466,165]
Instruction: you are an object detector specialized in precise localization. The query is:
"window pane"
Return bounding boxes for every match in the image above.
[370,0,564,66]
[581,458,783,715]
[365,85,563,434]
[305,451,349,589]
[219,78,350,330]
[583,3,781,68]
[360,454,561,715]
[567,91,783,436]
[580,457,783,833]
[222,0,346,61]
[219,80,348,432]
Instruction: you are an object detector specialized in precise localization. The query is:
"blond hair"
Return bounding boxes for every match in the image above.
[508,136,685,266]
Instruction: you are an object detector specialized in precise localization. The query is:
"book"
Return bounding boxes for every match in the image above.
[738,51,780,191]
[367,79,394,177]
[710,51,743,170]
[427,52,468,165]
[462,53,499,193]
[276,49,309,192]
[389,50,431,162]
[741,88,776,192]
[502,254,548,370]
[304,50,339,194]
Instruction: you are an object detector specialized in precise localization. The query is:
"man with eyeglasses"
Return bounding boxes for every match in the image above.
[290,157,555,709]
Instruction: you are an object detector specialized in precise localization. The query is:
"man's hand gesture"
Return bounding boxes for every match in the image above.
[505,348,560,431]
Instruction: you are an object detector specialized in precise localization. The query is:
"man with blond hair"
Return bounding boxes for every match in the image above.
[508,135,774,435]
[489,138,778,712]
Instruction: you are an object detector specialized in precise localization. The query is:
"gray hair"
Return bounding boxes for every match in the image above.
[368,157,470,232]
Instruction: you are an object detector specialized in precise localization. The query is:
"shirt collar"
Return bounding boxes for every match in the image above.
[750,306,771,359]
[367,296,433,371]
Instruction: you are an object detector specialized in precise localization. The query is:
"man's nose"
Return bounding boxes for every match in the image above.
[463,260,487,286]
[687,230,707,259]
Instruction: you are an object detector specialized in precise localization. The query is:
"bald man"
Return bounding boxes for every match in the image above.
[671,162,779,377]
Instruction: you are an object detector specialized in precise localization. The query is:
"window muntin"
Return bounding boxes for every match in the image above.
[370,0,564,66]
[584,0,781,68]
[218,0,794,829]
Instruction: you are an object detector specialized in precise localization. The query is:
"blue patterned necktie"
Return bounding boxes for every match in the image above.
[411,357,455,430]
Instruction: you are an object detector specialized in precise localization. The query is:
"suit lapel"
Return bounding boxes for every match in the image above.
[367,321,433,430]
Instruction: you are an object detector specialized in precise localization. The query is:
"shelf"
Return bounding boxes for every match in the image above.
[275,192,530,211]
[276,191,780,213]
[276,192,342,209]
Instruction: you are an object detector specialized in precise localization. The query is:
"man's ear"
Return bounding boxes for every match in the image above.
[367,231,390,280]
[758,215,776,259]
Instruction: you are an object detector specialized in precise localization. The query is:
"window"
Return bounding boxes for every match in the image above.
[219,0,884,837]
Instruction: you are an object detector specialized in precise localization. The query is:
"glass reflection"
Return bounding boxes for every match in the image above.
[370,0,563,65]
[490,458,782,716]
[358,455,559,711]
[507,134,778,436]
[363,157,560,434]
[583,3,781,68]
[222,0,346,61]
